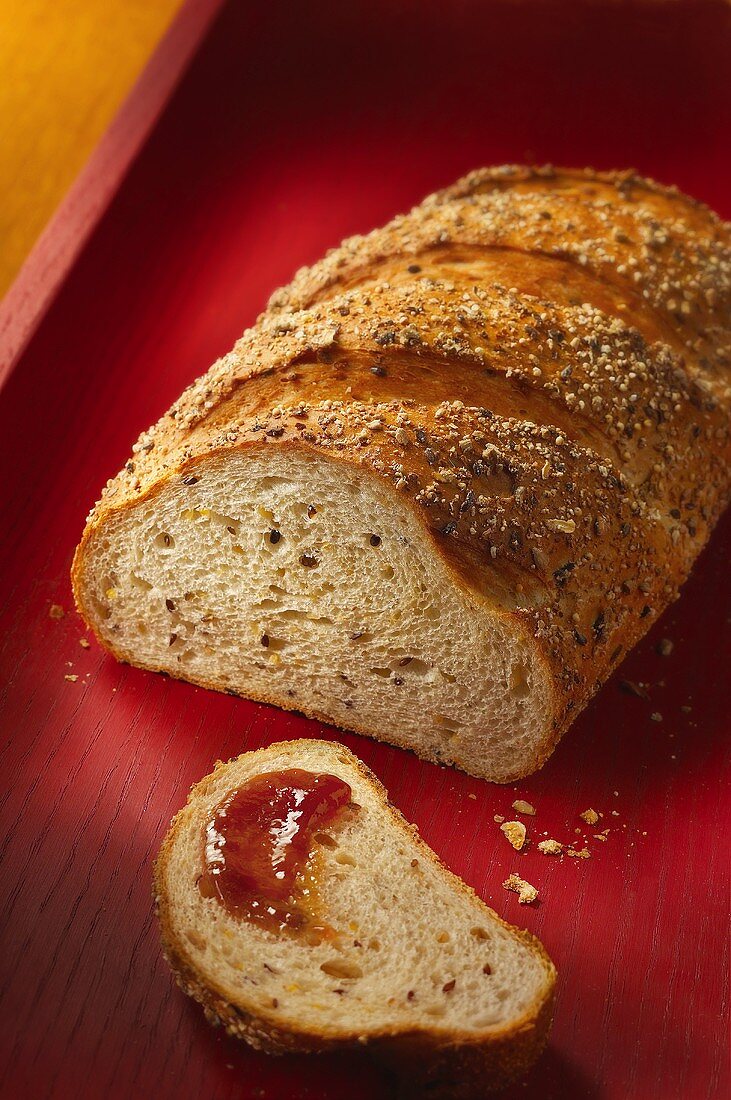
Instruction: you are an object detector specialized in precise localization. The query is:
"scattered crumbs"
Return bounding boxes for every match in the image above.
[49,604,65,620]
[680,704,692,714]
[64,674,78,683]
[593,830,610,842]
[656,638,674,657]
[512,799,536,816]
[580,808,599,826]
[538,839,563,855]
[620,679,650,700]
[503,873,538,905]
[566,847,591,860]
[493,814,505,824]
[79,638,91,649]
[650,712,663,723]
[611,810,620,816]
[613,791,619,797]
[500,821,527,851]
[467,792,477,801]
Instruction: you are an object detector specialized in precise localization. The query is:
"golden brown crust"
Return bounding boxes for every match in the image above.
[153,740,557,1094]
[74,166,731,775]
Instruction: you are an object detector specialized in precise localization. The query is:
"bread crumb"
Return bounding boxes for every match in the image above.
[538,839,563,855]
[500,821,527,850]
[503,873,538,904]
[64,674,78,683]
[546,518,575,533]
[512,799,536,816]
[566,847,591,859]
[467,793,477,801]
[79,638,91,649]
[650,712,663,722]
[493,814,505,824]
[580,808,599,825]
[593,833,608,842]
[49,604,65,619]
[656,638,674,656]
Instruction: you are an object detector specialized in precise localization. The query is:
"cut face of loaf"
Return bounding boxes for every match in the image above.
[77,446,551,781]
[154,740,556,1092]
[73,166,731,780]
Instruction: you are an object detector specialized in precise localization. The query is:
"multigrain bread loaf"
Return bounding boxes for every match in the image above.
[73,166,731,781]
[154,740,556,1096]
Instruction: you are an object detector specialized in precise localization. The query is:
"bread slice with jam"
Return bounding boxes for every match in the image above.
[154,739,556,1095]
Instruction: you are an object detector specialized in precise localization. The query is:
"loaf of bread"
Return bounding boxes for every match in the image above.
[73,166,730,781]
[154,739,556,1095]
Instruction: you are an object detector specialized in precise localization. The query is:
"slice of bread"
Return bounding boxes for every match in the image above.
[154,740,556,1095]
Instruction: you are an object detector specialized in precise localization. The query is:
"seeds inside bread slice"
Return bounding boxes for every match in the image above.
[154,739,556,1095]
[74,445,554,782]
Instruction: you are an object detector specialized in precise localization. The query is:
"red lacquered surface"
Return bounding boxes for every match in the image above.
[0,2,729,1098]
[199,769,352,931]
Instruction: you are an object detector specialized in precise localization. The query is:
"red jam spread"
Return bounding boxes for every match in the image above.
[198,768,352,933]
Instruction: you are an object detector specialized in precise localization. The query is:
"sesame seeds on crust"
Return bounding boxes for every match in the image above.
[270,166,731,375]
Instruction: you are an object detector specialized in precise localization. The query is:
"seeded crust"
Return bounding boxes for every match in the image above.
[73,166,731,778]
[154,740,557,1095]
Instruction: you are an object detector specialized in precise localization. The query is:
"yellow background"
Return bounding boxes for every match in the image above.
[0,0,183,298]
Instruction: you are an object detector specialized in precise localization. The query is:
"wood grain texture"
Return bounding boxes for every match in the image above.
[0,0,183,298]
[0,2,729,1098]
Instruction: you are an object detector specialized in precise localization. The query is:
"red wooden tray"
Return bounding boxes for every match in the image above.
[1,3,729,1098]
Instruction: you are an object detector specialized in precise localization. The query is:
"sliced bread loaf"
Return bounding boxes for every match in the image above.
[154,739,556,1095]
[73,166,731,782]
